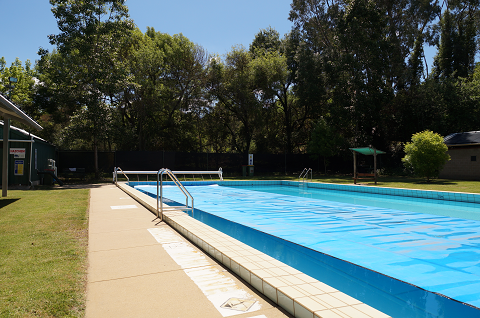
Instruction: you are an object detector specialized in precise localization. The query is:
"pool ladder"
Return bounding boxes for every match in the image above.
[299,168,312,183]
[155,168,194,223]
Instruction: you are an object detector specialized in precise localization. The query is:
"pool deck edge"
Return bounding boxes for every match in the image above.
[117,182,391,318]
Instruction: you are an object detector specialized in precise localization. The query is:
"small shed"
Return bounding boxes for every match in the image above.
[0,121,55,186]
[439,131,480,180]
[349,147,386,185]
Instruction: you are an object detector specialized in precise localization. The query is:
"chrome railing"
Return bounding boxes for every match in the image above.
[156,168,194,222]
[113,168,223,182]
[113,167,225,223]
[114,167,130,184]
[299,168,312,183]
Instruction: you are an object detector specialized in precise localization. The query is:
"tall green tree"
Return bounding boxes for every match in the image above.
[250,29,312,154]
[208,47,264,154]
[119,28,209,151]
[46,0,134,177]
[289,0,442,149]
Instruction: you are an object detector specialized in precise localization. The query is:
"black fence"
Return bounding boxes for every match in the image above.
[56,150,359,177]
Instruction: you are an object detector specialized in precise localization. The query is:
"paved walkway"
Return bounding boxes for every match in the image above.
[86,184,290,318]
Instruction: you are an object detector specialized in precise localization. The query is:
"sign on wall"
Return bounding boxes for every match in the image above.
[10,148,26,158]
[248,154,253,165]
[14,160,24,176]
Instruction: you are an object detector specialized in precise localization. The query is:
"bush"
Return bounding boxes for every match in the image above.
[402,130,450,182]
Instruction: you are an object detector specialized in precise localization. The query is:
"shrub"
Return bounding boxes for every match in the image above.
[402,130,450,182]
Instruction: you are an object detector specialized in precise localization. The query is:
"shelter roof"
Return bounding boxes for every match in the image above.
[349,147,386,155]
[0,120,47,142]
[0,93,42,130]
[444,131,480,146]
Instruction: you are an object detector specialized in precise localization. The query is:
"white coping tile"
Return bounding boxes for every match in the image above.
[214,249,222,262]
[231,259,241,275]
[352,304,391,318]
[221,254,231,267]
[295,296,328,312]
[239,265,251,283]
[312,294,347,309]
[281,266,303,275]
[311,281,340,294]
[241,261,261,271]
[117,182,391,318]
[334,306,372,318]
[295,273,319,284]
[263,277,290,290]
[258,254,276,261]
[250,268,274,279]
[257,260,280,269]
[244,255,264,263]
[294,301,314,318]
[278,286,308,299]
[263,281,278,303]
[330,292,362,306]
[265,267,291,277]
[314,309,345,318]
[279,275,307,286]
[251,273,263,293]
[277,290,295,315]
[296,283,327,296]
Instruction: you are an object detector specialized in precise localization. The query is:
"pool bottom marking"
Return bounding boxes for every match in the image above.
[148,227,261,317]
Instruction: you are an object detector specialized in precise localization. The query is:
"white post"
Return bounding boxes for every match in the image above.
[3,118,10,197]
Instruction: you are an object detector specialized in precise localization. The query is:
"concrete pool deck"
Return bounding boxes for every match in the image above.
[85,183,390,318]
[87,184,293,317]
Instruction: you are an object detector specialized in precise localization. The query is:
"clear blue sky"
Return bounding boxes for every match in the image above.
[1,0,440,71]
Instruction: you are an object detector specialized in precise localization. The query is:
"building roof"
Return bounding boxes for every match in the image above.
[349,147,386,155]
[0,93,42,130]
[0,120,47,142]
[444,131,480,146]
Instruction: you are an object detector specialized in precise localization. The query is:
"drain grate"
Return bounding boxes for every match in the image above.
[220,298,256,312]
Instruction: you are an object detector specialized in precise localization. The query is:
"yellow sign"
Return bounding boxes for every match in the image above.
[14,160,24,176]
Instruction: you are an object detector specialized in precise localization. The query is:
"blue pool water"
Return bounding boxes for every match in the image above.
[134,182,480,318]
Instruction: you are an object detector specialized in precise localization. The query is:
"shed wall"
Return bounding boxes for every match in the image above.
[439,146,480,180]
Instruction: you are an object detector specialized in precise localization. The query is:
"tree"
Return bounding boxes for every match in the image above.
[120,28,209,151]
[46,0,134,177]
[0,57,36,114]
[208,46,264,154]
[402,130,450,182]
[308,117,343,174]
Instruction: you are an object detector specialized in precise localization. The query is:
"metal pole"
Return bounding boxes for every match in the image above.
[3,118,10,197]
[353,151,357,184]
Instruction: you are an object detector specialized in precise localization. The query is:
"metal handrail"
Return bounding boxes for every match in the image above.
[113,168,224,181]
[156,168,194,222]
[114,167,130,184]
[299,168,312,183]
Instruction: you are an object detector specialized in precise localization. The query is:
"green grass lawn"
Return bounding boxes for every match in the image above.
[0,188,89,318]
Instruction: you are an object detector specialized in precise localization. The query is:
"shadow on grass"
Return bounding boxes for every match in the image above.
[412,180,458,185]
[0,198,20,209]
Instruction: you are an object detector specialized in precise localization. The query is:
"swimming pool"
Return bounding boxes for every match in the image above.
[134,181,480,318]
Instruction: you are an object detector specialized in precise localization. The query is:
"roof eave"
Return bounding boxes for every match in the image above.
[0,94,42,131]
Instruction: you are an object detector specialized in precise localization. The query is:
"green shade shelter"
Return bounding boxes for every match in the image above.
[349,147,386,185]
[0,93,42,197]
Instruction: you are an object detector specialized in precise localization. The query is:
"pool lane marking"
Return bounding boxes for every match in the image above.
[110,205,138,210]
[148,227,261,317]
